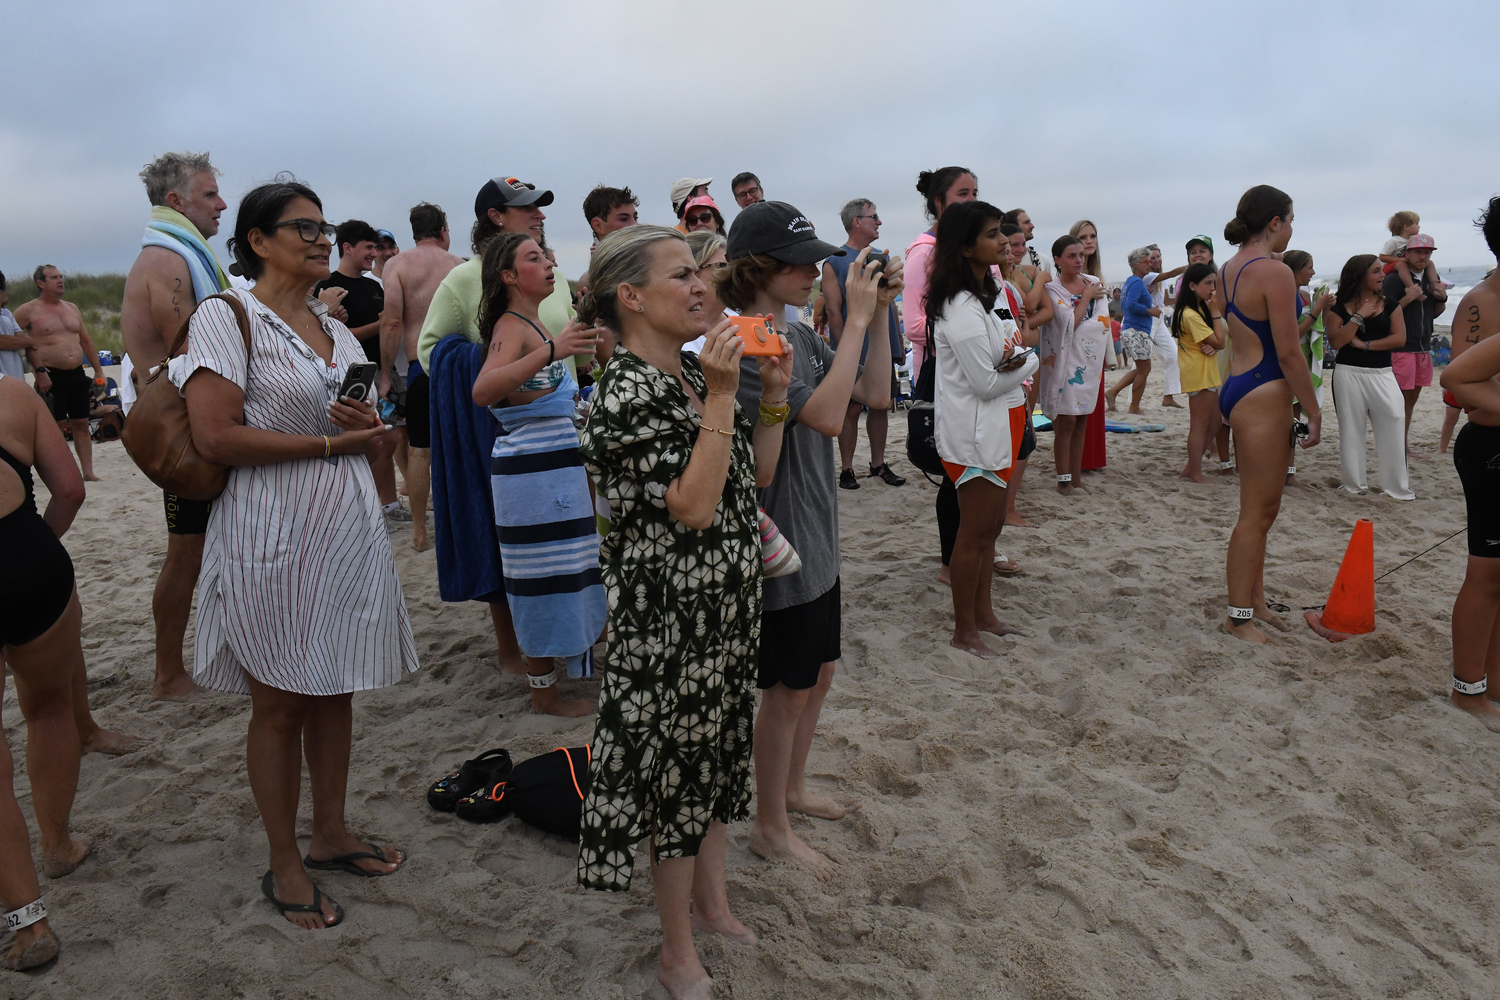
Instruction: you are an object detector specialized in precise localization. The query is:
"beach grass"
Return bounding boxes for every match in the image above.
[5,272,126,356]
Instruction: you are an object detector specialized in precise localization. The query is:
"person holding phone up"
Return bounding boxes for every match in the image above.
[177,180,419,931]
[927,201,1040,659]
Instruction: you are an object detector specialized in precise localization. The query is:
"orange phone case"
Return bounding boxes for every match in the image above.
[730,314,783,356]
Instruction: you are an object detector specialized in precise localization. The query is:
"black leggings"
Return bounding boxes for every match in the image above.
[938,477,959,567]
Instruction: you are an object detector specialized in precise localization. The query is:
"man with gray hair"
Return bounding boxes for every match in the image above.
[1105,246,1162,415]
[823,198,905,488]
[119,150,230,700]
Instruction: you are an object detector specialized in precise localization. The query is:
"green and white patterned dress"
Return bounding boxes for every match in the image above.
[575,346,762,892]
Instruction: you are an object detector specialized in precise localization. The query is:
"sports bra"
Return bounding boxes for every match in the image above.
[505,312,569,392]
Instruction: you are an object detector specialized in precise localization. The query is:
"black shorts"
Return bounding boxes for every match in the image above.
[406,371,430,448]
[757,577,841,690]
[47,367,92,421]
[1017,416,1037,462]
[1454,422,1500,558]
[164,491,211,535]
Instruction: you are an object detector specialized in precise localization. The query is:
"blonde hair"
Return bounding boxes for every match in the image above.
[684,230,726,268]
[1388,210,1419,236]
[575,225,686,331]
[1068,219,1102,279]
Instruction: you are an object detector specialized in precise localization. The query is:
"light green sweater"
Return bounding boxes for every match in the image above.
[416,256,577,373]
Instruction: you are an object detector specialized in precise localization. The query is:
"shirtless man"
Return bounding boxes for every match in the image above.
[120,151,228,699]
[378,202,462,551]
[16,267,105,482]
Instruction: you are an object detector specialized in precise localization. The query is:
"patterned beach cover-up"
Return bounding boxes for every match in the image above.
[574,347,762,892]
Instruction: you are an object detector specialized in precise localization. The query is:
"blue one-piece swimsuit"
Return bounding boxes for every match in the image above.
[1218,258,1286,418]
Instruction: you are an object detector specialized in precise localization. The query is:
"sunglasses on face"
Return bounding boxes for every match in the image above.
[266,219,338,242]
[697,262,728,274]
[686,212,716,226]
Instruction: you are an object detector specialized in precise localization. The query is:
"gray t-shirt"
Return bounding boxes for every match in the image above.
[736,321,840,611]
[0,309,24,379]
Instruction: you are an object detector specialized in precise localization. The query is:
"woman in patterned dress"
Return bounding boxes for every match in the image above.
[178,181,419,929]
[575,226,793,1000]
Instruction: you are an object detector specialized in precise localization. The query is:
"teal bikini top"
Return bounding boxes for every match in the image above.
[506,311,568,392]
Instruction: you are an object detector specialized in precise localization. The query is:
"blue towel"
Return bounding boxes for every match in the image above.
[430,334,503,603]
[490,373,606,661]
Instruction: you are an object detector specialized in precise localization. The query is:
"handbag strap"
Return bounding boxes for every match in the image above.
[149,292,252,385]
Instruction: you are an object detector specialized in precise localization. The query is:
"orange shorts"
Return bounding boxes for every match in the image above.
[941,404,1026,487]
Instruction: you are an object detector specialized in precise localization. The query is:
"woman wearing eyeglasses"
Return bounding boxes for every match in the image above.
[176,180,419,929]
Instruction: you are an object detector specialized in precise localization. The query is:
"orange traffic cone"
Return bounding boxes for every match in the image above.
[1304,518,1375,642]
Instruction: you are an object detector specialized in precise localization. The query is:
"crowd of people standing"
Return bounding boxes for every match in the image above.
[1,148,1496,999]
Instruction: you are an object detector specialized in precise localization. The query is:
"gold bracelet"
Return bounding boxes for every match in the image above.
[698,424,735,436]
[323,435,331,458]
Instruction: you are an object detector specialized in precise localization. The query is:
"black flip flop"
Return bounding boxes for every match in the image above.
[1267,602,1292,614]
[261,870,343,928]
[304,842,405,877]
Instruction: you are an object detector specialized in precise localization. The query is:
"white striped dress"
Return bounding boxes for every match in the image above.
[174,289,419,696]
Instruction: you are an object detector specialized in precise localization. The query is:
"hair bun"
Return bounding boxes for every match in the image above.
[1223,217,1250,246]
[915,170,934,196]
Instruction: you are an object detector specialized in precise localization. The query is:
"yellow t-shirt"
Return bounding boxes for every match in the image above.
[1176,308,1222,393]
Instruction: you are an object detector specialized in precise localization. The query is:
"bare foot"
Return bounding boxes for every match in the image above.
[1180,471,1211,484]
[658,950,714,1000]
[1450,692,1500,733]
[937,565,951,586]
[1285,475,1311,491]
[43,836,92,879]
[1161,397,1184,409]
[496,652,529,676]
[786,789,850,820]
[692,908,758,945]
[531,686,594,718]
[949,630,998,659]
[1105,395,1118,412]
[1255,606,1292,632]
[83,473,101,482]
[1218,465,1237,476]
[1226,619,1268,644]
[749,825,835,881]
[81,728,144,756]
[1005,510,1035,528]
[1127,407,1145,415]
[1056,482,1073,495]
[411,528,428,552]
[264,869,341,930]
[152,672,197,701]
[1408,449,1428,461]
[978,617,1029,638]
[0,923,58,971]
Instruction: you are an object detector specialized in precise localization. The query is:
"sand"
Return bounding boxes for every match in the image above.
[6,379,1499,999]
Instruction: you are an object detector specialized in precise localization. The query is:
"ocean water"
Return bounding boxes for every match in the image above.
[1306,263,1490,328]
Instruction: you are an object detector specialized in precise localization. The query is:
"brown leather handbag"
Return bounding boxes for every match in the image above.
[120,292,252,501]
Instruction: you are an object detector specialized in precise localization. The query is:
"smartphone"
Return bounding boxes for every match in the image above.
[337,361,379,403]
[729,314,783,356]
[865,249,891,287]
[1001,347,1035,369]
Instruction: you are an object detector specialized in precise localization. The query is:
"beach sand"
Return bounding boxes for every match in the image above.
[7,382,1498,999]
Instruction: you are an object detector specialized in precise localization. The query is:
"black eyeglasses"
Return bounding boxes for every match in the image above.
[265,219,337,242]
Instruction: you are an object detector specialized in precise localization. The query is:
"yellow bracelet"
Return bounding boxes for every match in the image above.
[323,435,331,458]
[759,401,790,426]
[699,424,735,436]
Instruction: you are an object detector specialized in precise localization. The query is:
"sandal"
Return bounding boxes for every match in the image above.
[868,463,906,486]
[994,554,1022,577]
[261,871,343,928]
[427,748,513,811]
[303,842,405,877]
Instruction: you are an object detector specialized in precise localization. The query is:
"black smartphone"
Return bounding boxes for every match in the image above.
[337,361,379,403]
[865,249,890,287]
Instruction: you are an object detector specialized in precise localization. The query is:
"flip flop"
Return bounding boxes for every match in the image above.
[303,842,405,877]
[261,871,343,928]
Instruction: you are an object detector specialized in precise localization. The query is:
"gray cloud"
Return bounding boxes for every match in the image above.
[3,0,1498,289]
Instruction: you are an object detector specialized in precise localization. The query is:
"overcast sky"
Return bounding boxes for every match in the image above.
[2,0,1497,289]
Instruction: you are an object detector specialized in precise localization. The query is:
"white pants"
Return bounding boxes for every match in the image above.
[1150,323,1182,396]
[1332,364,1414,500]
